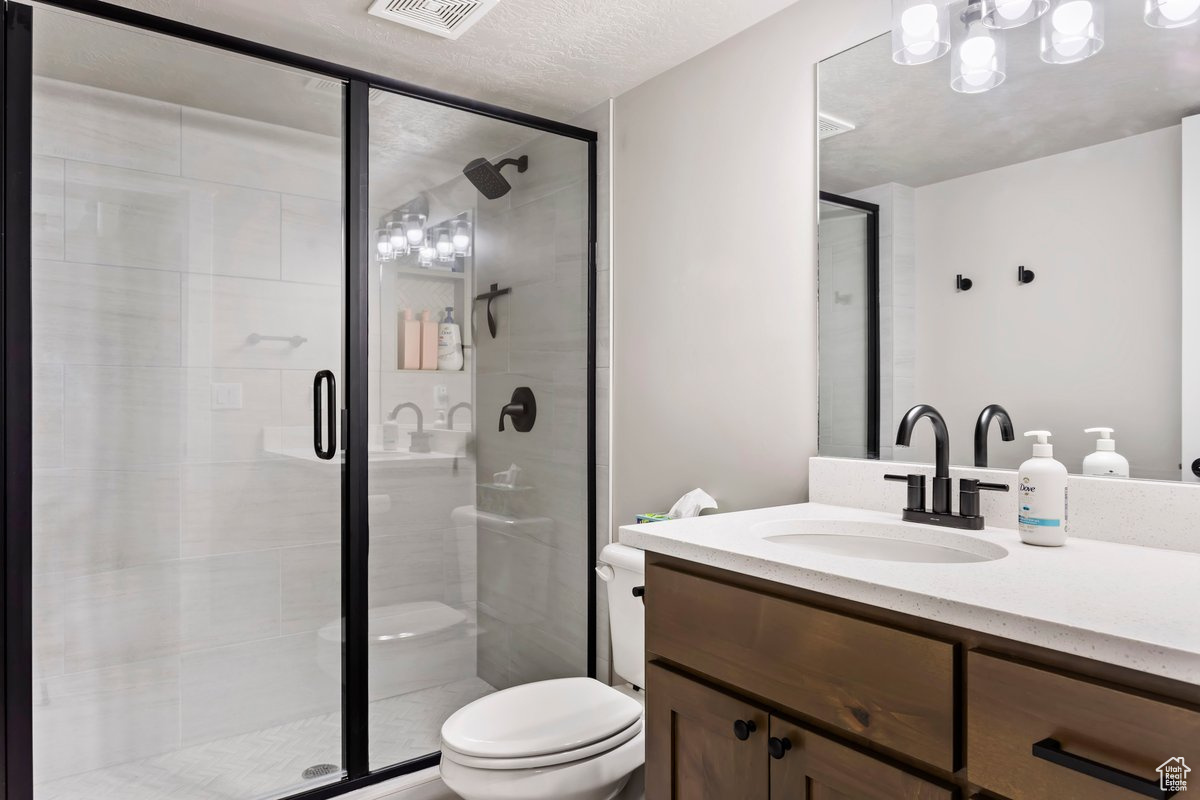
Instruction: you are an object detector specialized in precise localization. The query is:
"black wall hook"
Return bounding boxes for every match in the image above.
[956,274,973,292]
[1018,265,1035,284]
[474,283,511,339]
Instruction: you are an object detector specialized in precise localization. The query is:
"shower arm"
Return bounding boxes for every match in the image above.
[493,155,528,174]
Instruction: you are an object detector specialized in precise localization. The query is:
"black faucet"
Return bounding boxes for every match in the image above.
[887,403,1009,530]
[895,404,952,514]
[974,404,1015,468]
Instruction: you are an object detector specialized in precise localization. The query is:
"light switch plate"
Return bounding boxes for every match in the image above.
[211,382,243,410]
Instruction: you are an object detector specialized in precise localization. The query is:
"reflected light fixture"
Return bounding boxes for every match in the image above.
[892,0,951,64]
[981,0,1049,28]
[388,221,409,257]
[375,228,392,259]
[1145,0,1200,27]
[952,0,1006,93]
[1040,0,1104,64]
[452,221,472,257]
[404,212,427,247]
[435,230,454,262]
[419,237,437,267]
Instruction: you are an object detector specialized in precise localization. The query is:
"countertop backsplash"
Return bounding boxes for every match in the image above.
[809,456,1200,554]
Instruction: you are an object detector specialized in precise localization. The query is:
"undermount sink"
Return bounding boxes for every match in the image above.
[751,519,1007,564]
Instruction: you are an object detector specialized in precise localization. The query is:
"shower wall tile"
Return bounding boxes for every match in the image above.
[183,367,282,463]
[504,134,588,209]
[33,468,180,578]
[182,274,340,371]
[33,364,64,469]
[33,656,181,782]
[181,461,340,557]
[33,575,65,679]
[61,563,182,673]
[508,272,587,353]
[33,77,182,175]
[443,523,477,606]
[179,632,338,745]
[32,260,182,367]
[65,162,190,271]
[281,194,342,286]
[186,181,281,281]
[63,365,183,468]
[181,108,341,201]
[278,543,340,635]
[180,551,281,652]
[33,157,65,261]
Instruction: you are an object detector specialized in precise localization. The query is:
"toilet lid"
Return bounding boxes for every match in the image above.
[440,677,642,759]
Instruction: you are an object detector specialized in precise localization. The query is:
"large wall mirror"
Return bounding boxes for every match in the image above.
[817,0,1200,483]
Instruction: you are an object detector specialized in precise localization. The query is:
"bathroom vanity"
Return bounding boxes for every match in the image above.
[622,504,1200,800]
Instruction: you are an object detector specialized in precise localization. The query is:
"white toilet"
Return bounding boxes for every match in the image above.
[439,543,646,800]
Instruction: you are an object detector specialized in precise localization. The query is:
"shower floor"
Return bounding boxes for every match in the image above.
[34,677,495,800]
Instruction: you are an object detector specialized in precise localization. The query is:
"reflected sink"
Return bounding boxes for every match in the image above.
[752,519,1007,564]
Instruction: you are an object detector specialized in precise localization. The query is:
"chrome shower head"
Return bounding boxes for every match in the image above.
[462,154,528,199]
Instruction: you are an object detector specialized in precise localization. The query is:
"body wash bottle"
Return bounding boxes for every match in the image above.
[1081,427,1130,478]
[1017,431,1069,546]
[437,306,464,371]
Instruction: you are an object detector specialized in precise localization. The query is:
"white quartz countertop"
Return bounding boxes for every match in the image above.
[619,503,1200,685]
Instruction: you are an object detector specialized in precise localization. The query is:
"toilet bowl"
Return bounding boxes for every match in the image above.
[317,601,476,701]
[440,543,646,800]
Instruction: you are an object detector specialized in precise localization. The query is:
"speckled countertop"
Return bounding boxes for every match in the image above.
[619,502,1200,685]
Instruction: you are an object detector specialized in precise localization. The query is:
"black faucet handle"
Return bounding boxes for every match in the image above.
[977,482,1009,492]
[958,479,1010,519]
[885,473,926,512]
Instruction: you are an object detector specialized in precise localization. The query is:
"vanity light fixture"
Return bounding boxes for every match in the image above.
[452,220,472,257]
[404,212,427,247]
[1040,0,1104,64]
[1145,0,1200,27]
[981,0,1050,28]
[952,0,1007,93]
[434,229,455,262]
[892,0,951,65]
[419,237,437,267]
[388,221,410,257]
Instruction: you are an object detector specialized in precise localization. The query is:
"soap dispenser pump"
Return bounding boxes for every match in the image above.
[1081,427,1129,478]
[1017,431,1069,547]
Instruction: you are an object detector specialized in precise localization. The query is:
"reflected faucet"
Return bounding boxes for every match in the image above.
[974,404,1015,468]
[895,404,952,515]
[447,402,472,431]
[388,402,431,453]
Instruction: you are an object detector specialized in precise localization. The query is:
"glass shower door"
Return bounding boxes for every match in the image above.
[30,8,347,799]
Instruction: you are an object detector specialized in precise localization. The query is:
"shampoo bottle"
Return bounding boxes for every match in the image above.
[1081,427,1129,478]
[398,310,420,370]
[419,310,438,370]
[1017,431,1069,547]
[437,306,464,371]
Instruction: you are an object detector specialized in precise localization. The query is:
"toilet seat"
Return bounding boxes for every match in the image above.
[440,677,643,769]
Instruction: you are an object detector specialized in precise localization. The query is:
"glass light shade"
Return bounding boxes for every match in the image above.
[435,232,454,262]
[1145,0,1200,27]
[1040,0,1104,64]
[387,221,408,255]
[452,222,471,256]
[982,0,1049,28]
[404,213,426,246]
[892,0,952,64]
[951,3,1007,93]
[418,239,436,267]
[375,229,392,259]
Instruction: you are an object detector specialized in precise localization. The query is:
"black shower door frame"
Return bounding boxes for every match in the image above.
[0,2,599,798]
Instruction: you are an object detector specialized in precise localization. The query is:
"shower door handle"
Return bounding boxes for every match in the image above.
[313,370,336,460]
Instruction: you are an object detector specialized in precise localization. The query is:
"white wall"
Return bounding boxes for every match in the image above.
[611,0,889,532]
[912,127,1182,479]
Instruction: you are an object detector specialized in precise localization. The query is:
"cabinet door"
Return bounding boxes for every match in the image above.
[769,718,954,800]
[646,662,769,800]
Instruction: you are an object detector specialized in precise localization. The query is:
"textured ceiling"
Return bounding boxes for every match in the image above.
[78,0,801,121]
[820,2,1200,193]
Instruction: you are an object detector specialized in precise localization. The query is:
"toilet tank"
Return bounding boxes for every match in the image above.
[597,543,645,689]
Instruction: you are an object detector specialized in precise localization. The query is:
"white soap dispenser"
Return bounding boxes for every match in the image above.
[1017,431,1069,547]
[1081,427,1129,478]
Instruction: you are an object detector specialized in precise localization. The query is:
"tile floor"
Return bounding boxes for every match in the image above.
[35,677,494,800]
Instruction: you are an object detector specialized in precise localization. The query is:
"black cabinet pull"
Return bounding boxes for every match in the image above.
[1032,738,1176,799]
[313,370,336,461]
[768,736,792,760]
[732,719,756,741]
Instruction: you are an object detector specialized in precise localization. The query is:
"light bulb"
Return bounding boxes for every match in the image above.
[405,214,426,246]
[453,231,470,255]
[1052,0,1093,33]
[376,230,391,258]
[389,224,406,249]
[901,2,939,32]
[436,233,454,261]
[998,0,1033,19]
[952,5,1005,93]
[1146,0,1200,26]
[960,35,997,65]
[903,26,941,55]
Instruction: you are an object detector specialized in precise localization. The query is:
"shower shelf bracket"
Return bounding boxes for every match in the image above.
[474,283,511,339]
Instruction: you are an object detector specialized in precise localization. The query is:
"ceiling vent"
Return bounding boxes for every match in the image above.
[366,0,501,40]
[818,112,856,140]
[304,77,388,105]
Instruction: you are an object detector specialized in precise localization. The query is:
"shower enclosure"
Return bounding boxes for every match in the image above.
[1,3,598,799]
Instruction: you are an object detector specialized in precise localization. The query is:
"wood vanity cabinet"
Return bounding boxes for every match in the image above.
[644,555,1200,800]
